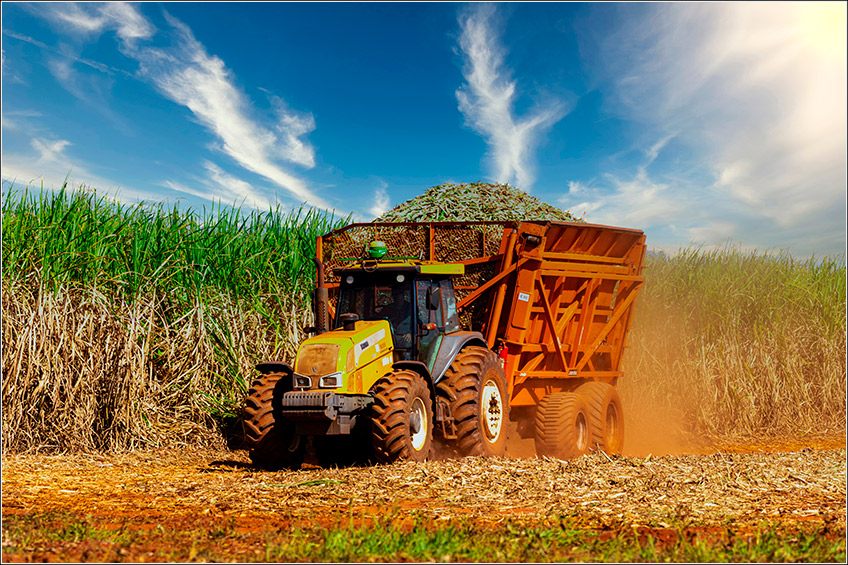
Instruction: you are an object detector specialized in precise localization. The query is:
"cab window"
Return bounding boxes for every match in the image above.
[440,278,460,333]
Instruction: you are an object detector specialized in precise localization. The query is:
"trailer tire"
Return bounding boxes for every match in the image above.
[370,369,433,464]
[437,346,508,457]
[534,392,590,459]
[575,382,624,454]
[243,372,305,470]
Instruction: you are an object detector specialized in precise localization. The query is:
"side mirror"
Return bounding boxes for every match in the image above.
[427,287,441,310]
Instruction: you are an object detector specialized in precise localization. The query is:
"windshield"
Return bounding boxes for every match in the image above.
[337,274,414,351]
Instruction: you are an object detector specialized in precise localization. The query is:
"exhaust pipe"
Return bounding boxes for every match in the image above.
[314,258,329,334]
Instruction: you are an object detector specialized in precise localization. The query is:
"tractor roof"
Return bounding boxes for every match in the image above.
[336,259,464,277]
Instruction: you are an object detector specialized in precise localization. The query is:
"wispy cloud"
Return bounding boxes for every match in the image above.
[578,2,846,255]
[23,2,331,211]
[35,2,154,45]
[31,137,71,162]
[160,161,273,210]
[137,12,328,209]
[131,14,327,208]
[456,4,568,190]
[368,180,391,218]
[563,167,684,230]
[1,132,165,204]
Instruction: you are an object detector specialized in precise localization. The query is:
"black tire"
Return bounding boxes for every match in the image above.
[436,346,509,457]
[370,370,433,464]
[533,392,590,459]
[243,372,306,470]
[575,381,624,454]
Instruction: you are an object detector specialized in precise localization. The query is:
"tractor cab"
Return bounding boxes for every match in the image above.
[334,243,462,366]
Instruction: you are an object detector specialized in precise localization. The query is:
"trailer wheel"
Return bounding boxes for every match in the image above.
[370,369,433,464]
[243,372,305,470]
[533,392,590,459]
[575,382,624,454]
[437,346,509,457]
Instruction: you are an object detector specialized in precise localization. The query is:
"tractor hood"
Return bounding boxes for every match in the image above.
[293,320,394,393]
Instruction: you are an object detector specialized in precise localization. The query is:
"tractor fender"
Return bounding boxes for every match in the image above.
[391,360,437,403]
[430,331,488,385]
[255,361,293,376]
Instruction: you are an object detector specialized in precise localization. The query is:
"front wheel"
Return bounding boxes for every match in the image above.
[436,346,509,457]
[243,372,305,470]
[370,369,433,464]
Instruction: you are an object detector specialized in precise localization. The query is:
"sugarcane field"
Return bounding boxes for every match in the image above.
[1,180,845,562]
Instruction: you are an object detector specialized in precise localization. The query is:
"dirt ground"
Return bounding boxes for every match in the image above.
[1,433,845,562]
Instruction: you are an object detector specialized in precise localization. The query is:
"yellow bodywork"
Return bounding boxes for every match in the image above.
[294,320,395,394]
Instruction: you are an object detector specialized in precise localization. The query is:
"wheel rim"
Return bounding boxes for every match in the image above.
[410,397,428,451]
[605,404,619,448]
[481,379,503,441]
[575,412,588,452]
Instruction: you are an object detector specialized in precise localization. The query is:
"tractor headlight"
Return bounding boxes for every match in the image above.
[293,373,313,389]
[318,371,344,389]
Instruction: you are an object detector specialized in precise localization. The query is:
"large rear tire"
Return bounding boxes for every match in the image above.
[534,392,590,459]
[436,346,508,457]
[575,381,624,454]
[243,372,305,470]
[370,370,433,464]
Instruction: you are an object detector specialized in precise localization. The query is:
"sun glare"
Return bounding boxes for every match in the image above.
[794,2,847,61]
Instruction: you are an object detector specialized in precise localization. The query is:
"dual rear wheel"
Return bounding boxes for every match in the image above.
[533,381,624,459]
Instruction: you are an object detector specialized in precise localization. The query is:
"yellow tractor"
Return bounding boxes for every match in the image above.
[244,220,645,468]
[244,239,507,469]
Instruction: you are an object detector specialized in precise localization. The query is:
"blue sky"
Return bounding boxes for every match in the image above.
[2,2,846,257]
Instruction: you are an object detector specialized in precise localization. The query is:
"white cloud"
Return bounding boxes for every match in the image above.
[201,161,273,210]
[23,3,331,211]
[368,181,391,218]
[39,2,154,45]
[456,4,568,190]
[579,2,846,256]
[645,133,675,167]
[567,180,588,196]
[2,135,165,204]
[270,96,316,168]
[687,222,736,245]
[563,168,684,229]
[100,2,156,43]
[131,13,328,209]
[31,138,71,162]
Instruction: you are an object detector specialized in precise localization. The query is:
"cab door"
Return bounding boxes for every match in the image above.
[415,279,443,370]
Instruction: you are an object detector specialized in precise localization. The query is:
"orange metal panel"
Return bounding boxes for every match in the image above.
[487,228,517,348]
[455,257,524,310]
[534,275,568,371]
[316,220,646,407]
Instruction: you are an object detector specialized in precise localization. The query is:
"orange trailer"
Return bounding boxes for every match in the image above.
[316,220,646,457]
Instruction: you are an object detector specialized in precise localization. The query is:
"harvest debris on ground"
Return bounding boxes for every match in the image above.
[3,445,845,530]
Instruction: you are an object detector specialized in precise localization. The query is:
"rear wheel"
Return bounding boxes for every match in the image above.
[533,392,590,459]
[436,346,509,457]
[243,372,305,470]
[575,381,624,454]
[370,370,433,464]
